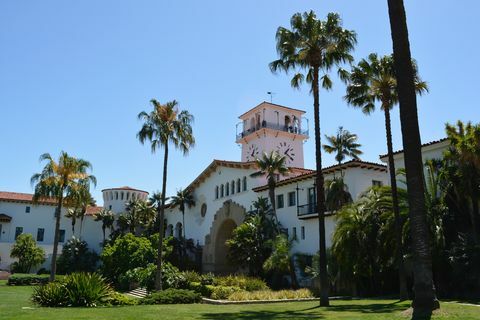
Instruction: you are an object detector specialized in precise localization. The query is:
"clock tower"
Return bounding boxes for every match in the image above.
[236,101,309,168]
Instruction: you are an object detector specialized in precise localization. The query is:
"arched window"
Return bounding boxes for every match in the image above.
[215,186,219,199]
[243,176,247,191]
[126,192,130,201]
[175,222,183,239]
[121,192,124,200]
[167,224,174,237]
[132,193,136,200]
[220,184,224,198]
[115,192,118,200]
[226,183,230,196]
[231,181,235,195]
[110,192,113,200]
[237,178,241,193]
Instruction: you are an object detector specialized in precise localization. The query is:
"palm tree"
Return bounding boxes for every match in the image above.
[137,99,195,291]
[386,0,439,313]
[250,151,289,230]
[270,11,356,306]
[444,121,480,243]
[170,189,195,240]
[344,53,428,300]
[323,126,362,168]
[65,208,81,236]
[94,208,115,243]
[325,178,353,212]
[31,151,96,281]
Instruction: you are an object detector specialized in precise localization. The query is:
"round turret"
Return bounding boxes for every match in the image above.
[102,186,149,214]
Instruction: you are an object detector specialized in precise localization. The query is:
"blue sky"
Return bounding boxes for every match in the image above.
[0,1,477,203]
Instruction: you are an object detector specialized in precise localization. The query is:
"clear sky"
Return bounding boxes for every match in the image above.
[0,1,477,204]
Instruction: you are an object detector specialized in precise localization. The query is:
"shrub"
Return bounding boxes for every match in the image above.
[181,270,202,284]
[200,273,215,285]
[57,237,98,274]
[210,285,242,300]
[118,262,182,291]
[213,275,268,292]
[188,282,214,297]
[227,288,313,301]
[141,289,201,304]
[8,274,50,286]
[107,292,138,306]
[10,234,45,273]
[32,272,113,307]
[100,234,155,283]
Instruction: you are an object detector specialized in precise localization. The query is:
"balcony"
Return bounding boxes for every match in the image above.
[297,203,317,218]
[236,121,309,141]
[297,203,332,219]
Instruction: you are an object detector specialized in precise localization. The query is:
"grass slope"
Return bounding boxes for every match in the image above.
[0,281,478,320]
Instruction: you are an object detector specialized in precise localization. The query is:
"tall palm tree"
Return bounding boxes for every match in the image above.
[94,208,115,243]
[250,151,289,230]
[31,151,96,281]
[270,11,356,306]
[137,99,195,291]
[170,189,195,240]
[386,0,439,313]
[344,53,428,300]
[323,126,362,168]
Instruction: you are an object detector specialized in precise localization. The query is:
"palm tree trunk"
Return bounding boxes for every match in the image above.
[268,178,279,232]
[155,141,169,291]
[312,66,329,307]
[387,0,439,313]
[384,106,409,300]
[50,190,64,282]
[182,209,186,269]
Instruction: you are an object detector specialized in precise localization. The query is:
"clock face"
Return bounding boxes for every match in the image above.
[277,142,295,165]
[246,144,260,161]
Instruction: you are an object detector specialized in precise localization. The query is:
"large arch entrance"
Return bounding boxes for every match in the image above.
[202,200,246,274]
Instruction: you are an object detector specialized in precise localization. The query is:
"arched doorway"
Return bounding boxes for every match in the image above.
[202,200,246,274]
[214,219,237,274]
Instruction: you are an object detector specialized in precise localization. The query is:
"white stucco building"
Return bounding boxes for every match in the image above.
[4,101,442,274]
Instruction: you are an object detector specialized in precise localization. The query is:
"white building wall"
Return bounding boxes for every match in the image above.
[0,201,104,271]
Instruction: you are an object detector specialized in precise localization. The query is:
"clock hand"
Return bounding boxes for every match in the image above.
[284,148,290,155]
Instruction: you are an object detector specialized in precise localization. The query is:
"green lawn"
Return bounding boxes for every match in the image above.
[0,281,478,320]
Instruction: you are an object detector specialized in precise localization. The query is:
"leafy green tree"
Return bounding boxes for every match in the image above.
[270,11,356,306]
[169,189,195,240]
[56,237,98,274]
[100,233,156,283]
[251,151,289,229]
[94,208,115,243]
[10,233,45,273]
[344,53,427,300]
[137,100,195,290]
[386,0,438,313]
[31,151,96,281]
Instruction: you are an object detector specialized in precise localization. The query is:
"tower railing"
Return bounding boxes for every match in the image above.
[236,120,309,140]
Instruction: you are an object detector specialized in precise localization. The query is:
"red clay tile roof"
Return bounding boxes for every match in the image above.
[0,191,102,216]
[0,191,57,205]
[379,138,449,159]
[252,159,387,192]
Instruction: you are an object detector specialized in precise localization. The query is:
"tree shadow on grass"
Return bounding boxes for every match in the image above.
[326,301,407,314]
[200,309,325,320]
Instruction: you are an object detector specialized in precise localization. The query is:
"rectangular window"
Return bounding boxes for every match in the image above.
[15,227,23,240]
[292,227,297,240]
[288,191,296,207]
[372,180,383,187]
[308,187,316,205]
[277,194,284,209]
[226,184,230,196]
[301,226,305,240]
[25,206,31,213]
[243,177,247,191]
[37,228,45,242]
[59,229,66,243]
[0,224,2,240]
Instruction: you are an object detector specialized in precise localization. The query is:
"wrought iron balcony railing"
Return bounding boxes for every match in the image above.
[236,121,309,140]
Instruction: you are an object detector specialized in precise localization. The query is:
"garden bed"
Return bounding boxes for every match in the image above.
[202,297,319,305]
